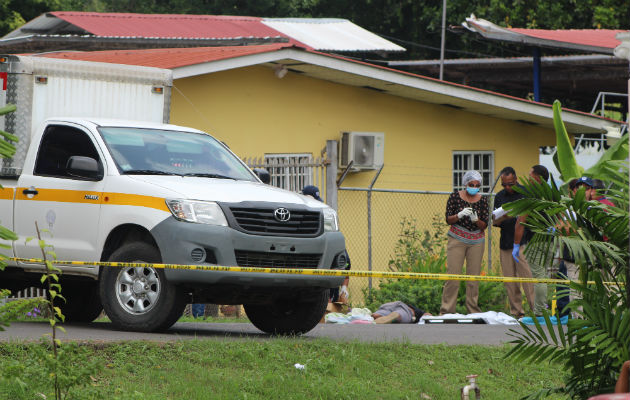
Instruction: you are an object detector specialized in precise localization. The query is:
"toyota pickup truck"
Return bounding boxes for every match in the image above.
[0,56,346,334]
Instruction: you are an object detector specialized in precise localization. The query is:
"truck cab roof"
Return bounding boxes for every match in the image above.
[43,117,205,135]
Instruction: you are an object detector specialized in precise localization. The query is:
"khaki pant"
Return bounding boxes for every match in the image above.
[564,260,582,318]
[500,248,535,318]
[523,243,552,316]
[440,236,484,314]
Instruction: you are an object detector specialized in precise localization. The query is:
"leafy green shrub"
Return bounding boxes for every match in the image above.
[363,216,508,315]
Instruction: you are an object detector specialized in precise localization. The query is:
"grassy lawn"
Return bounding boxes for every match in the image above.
[0,339,564,400]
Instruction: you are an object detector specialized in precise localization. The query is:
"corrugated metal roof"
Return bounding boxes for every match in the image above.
[463,15,626,54]
[508,28,624,49]
[389,54,621,67]
[3,12,404,52]
[50,12,291,41]
[36,43,292,69]
[261,18,405,52]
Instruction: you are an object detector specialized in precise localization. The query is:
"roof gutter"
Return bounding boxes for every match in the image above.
[172,47,624,134]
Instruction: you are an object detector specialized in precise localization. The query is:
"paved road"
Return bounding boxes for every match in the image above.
[0,321,526,345]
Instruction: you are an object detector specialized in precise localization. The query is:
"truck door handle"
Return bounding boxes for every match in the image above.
[22,187,38,196]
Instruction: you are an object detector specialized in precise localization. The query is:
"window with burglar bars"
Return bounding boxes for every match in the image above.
[452,151,494,192]
[264,153,313,192]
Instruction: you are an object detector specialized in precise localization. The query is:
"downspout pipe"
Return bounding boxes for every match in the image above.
[367,165,384,295]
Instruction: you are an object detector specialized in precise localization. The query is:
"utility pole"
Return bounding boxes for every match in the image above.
[439,0,447,80]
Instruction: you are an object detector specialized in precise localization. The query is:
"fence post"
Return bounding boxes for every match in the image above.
[367,165,384,295]
[487,173,501,273]
[325,140,338,211]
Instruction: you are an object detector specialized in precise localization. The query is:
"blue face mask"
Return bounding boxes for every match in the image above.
[466,187,480,195]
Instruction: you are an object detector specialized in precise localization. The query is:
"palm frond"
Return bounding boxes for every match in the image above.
[505,311,570,365]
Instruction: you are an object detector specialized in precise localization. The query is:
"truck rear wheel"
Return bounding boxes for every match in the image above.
[99,242,186,332]
[244,289,329,335]
[59,281,103,323]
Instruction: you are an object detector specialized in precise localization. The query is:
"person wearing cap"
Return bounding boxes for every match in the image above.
[558,176,599,317]
[371,301,431,324]
[513,165,552,319]
[302,185,322,202]
[440,170,489,315]
[302,185,350,303]
[591,178,615,208]
[492,166,534,319]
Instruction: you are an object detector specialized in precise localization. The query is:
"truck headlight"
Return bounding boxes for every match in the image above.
[166,199,228,226]
[323,208,339,232]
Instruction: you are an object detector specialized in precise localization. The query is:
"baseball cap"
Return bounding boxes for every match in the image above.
[302,185,322,201]
[576,176,594,187]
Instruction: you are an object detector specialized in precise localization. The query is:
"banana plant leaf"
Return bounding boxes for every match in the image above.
[583,133,629,179]
[552,100,583,181]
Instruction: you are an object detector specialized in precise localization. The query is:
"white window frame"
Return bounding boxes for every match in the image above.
[264,153,313,192]
[452,151,494,192]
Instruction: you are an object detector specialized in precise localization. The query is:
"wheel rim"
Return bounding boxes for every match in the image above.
[115,266,161,315]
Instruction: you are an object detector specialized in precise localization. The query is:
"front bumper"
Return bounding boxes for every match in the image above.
[150,216,346,288]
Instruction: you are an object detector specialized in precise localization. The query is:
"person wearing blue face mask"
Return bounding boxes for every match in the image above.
[440,170,489,315]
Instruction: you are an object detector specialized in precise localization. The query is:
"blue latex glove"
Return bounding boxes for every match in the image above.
[512,244,521,263]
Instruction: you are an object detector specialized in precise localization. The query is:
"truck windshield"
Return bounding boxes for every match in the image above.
[98,127,257,181]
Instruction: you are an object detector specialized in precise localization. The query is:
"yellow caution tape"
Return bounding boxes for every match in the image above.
[9,257,624,286]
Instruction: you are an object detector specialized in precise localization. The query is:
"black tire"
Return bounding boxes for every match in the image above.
[58,281,103,323]
[244,289,329,335]
[99,241,186,332]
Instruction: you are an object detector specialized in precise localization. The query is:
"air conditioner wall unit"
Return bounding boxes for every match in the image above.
[339,131,385,170]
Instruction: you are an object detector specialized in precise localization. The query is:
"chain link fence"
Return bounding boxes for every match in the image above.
[338,188,502,305]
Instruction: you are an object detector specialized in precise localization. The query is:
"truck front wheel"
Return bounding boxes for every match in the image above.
[99,242,186,332]
[244,289,329,335]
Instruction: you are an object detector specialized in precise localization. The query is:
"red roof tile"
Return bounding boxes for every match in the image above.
[507,28,624,49]
[37,43,294,69]
[49,11,301,44]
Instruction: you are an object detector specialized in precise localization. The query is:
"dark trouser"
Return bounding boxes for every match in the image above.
[192,303,205,318]
[555,261,570,317]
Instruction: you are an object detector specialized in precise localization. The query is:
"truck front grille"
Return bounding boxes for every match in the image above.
[234,250,321,269]
[229,207,321,236]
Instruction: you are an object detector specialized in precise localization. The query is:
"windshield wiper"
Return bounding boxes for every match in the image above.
[123,170,181,176]
[182,173,236,180]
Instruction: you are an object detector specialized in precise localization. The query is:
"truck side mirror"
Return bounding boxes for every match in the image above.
[253,168,270,184]
[66,156,103,181]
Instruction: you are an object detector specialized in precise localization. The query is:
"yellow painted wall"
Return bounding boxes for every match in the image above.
[171,65,554,191]
[170,65,558,302]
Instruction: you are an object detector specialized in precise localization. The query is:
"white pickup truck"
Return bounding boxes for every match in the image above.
[0,56,346,334]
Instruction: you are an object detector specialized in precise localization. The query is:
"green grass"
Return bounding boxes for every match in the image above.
[0,339,565,400]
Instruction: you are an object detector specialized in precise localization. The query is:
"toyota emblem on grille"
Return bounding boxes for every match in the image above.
[274,207,291,222]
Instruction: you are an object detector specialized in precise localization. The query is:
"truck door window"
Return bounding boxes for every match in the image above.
[34,125,101,179]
